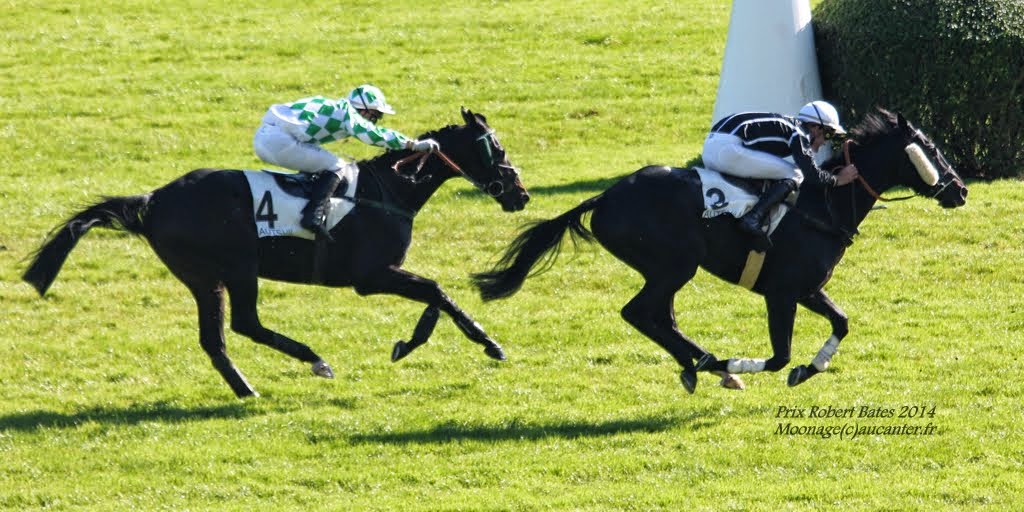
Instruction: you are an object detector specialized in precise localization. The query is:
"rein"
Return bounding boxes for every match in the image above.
[391,149,464,176]
[843,140,915,202]
[335,194,414,221]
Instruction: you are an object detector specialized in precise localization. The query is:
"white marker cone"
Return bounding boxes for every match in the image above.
[711,0,825,125]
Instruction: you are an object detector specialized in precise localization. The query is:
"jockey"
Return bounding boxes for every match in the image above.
[701,100,859,250]
[253,84,440,240]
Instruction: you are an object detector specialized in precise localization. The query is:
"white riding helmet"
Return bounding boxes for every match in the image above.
[797,100,846,134]
[347,84,395,115]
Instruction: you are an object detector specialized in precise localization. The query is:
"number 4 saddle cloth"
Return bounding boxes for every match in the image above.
[242,164,360,239]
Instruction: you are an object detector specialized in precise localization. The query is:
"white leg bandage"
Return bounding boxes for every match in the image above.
[726,358,767,373]
[811,335,841,371]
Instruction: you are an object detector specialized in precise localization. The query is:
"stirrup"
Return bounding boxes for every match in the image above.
[312,224,334,242]
[737,214,765,235]
[738,217,771,251]
[301,214,334,242]
[312,223,334,242]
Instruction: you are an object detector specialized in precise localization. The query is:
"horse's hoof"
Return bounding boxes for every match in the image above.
[680,368,698,394]
[716,371,745,390]
[484,344,506,361]
[391,341,410,362]
[787,365,809,387]
[695,353,718,372]
[312,360,335,379]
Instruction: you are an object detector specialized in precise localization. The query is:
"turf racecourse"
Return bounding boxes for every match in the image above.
[1,0,1021,509]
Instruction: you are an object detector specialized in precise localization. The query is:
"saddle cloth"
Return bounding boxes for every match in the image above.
[694,167,791,236]
[242,165,360,239]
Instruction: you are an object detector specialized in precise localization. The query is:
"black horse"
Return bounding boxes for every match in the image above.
[473,109,967,393]
[24,108,529,398]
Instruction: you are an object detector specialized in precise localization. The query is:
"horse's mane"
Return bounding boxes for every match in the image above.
[417,124,461,142]
[359,124,461,169]
[846,108,898,147]
[819,108,899,170]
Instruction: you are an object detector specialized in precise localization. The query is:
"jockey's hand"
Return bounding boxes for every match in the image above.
[409,138,440,153]
[834,164,859,186]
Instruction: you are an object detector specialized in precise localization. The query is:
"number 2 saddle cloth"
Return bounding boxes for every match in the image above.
[693,166,791,236]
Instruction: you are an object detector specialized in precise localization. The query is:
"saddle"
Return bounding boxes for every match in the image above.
[718,172,766,196]
[269,171,349,200]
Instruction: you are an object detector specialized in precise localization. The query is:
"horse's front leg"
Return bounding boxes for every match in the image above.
[700,296,797,380]
[788,289,849,387]
[354,266,505,362]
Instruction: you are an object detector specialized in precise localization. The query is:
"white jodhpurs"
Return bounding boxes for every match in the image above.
[702,133,804,185]
[253,123,345,173]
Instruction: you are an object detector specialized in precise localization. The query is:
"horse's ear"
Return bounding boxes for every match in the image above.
[461,107,474,124]
[897,112,910,130]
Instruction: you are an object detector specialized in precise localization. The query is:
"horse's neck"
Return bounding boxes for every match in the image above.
[359,153,454,213]
[829,151,895,232]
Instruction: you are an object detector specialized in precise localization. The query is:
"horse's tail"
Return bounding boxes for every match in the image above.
[472,193,604,301]
[23,195,150,296]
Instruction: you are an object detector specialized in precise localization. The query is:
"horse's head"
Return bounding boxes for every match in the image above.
[849,109,967,209]
[427,108,529,212]
[892,112,968,208]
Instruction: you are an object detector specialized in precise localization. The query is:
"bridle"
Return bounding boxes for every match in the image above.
[843,135,960,203]
[842,139,915,202]
[390,128,518,197]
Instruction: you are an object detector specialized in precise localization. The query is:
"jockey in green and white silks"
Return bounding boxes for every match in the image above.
[253,84,439,240]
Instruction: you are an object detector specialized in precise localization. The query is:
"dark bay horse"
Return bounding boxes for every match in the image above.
[24,108,529,398]
[473,109,967,393]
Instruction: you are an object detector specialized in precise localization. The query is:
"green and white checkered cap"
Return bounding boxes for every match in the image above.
[347,84,395,115]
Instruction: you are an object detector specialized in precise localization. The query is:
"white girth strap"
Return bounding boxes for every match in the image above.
[811,335,841,371]
[726,358,766,373]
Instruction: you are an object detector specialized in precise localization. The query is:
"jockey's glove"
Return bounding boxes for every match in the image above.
[408,138,440,153]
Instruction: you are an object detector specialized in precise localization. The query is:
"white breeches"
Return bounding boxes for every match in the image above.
[702,133,804,185]
[253,123,346,173]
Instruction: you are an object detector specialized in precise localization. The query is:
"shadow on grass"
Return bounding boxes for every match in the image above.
[348,412,720,445]
[0,401,257,432]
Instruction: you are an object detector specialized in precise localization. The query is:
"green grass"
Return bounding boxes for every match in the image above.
[1,0,1022,510]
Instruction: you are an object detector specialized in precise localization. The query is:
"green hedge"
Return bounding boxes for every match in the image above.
[813,0,1024,179]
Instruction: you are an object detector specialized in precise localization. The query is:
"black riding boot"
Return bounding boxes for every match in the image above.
[301,171,343,242]
[737,179,797,251]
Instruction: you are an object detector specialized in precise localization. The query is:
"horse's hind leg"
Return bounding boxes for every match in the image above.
[788,290,848,387]
[187,283,259,398]
[224,273,333,379]
[620,276,719,394]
